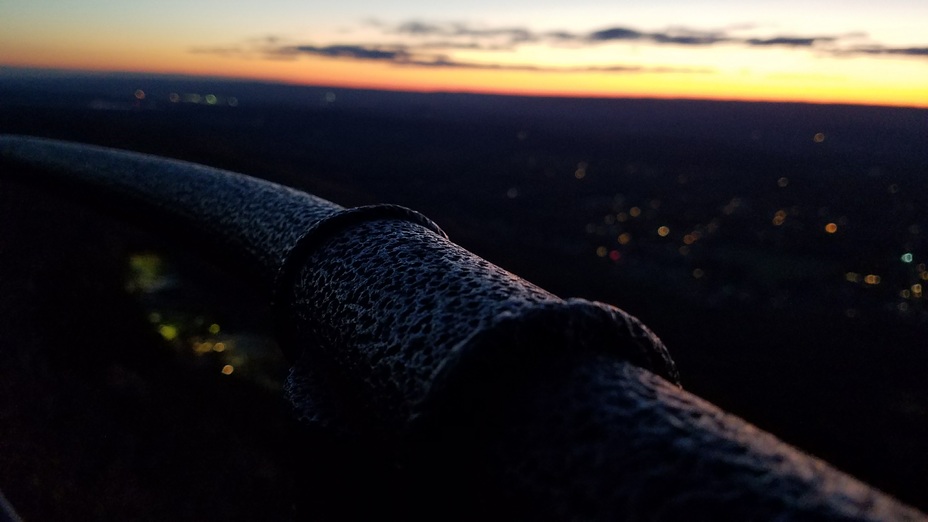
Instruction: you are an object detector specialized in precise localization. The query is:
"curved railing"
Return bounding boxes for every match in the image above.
[0,135,924,520]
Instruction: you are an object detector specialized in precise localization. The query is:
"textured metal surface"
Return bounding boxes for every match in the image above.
[0,135,342,284]
[0,488,23,522]
[1,134,924,520]
[421,354,922,520]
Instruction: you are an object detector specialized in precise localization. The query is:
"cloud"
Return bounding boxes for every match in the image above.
[651,33,726,45]
[415,41,506,51]
[191,19,928,74]
[847,46,928,56]
[376,19,928,57]
[392,21,536,43]
[587,27,645,42]
[286,45,409,61]
[393,21,444,36]
[746,37,835,47]
[588,27,726,45]
[382,21,731,47]
[270,42,709,74]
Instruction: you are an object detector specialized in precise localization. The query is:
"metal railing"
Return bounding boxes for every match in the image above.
[1,134,924,520]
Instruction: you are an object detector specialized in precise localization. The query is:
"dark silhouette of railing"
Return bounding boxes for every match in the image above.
[1,134,924,521]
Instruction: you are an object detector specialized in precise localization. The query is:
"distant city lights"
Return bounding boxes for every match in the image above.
[574,161,588,180]
[773,209,787,226]
[586,165,925,324]
[159,324,178,341]
[166,91,238,107]
[123,251,282,390]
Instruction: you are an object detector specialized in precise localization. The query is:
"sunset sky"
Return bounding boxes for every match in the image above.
[1,0,927,107]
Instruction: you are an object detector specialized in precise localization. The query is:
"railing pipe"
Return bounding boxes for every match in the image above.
[0,135,923,520]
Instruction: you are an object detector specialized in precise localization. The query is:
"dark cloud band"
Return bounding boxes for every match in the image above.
[191,20,928,72]
[377,19,928,58]
[746,37,834,47]
[288,45,409,61]
[273,43,709,74]
[848,46,928,56]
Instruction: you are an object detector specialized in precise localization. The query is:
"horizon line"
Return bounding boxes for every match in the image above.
[2,64,926,111]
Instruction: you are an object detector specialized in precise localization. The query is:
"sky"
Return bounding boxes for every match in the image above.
[1,0,927,107]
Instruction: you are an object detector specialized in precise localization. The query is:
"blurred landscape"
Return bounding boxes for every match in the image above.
[1,68,926,518]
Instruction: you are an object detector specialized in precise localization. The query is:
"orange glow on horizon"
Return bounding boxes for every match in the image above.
[3,1,927,111]
[3,49,926,109]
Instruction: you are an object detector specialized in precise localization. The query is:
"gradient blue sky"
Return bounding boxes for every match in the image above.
[2,0,926,106]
